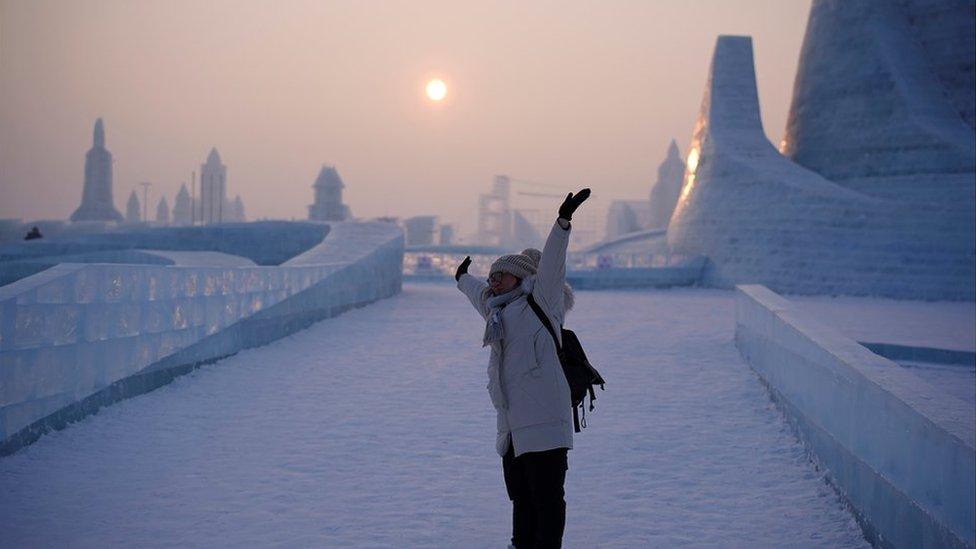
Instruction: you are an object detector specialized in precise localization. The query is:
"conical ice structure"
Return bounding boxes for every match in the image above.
[199,147,226,224]
[647,140,684,230]
[172,184,192,225]
[70,118,124,222]
[780,0,975,205]
[234,195,245,222]
[156,196,170,224]
[125,190,141,223]
[666,35,973,300]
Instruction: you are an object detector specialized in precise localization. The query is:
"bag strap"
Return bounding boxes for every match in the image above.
[526,293,561,354]
[528,293,584,434]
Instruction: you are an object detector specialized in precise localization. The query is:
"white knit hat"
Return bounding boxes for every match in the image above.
[483,247,575,312]
[490,248,542,280]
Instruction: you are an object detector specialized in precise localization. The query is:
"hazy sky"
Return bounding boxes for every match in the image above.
[1,0,811,236]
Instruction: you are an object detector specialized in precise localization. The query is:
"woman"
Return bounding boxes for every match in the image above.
[454,188,590,549]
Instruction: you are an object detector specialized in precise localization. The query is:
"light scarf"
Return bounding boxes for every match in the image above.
[482,276,534,347]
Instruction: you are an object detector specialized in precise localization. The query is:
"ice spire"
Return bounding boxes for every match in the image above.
[93,118,105,148]
[126,190,141,223]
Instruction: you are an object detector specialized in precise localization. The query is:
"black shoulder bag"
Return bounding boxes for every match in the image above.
[526,293,606,432]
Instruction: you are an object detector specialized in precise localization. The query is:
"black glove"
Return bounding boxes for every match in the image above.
[558,188,591,221]
[454,256,472,281]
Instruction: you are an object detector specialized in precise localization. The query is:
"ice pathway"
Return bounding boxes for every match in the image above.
[0,284,867,547]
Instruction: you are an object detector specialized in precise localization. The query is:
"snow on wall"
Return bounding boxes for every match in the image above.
[666,35,975,300]
[0,221,403,455]
[0,250,256,288]
[734,284,975,548]
[0,221,329,267]
[136,250,256,267]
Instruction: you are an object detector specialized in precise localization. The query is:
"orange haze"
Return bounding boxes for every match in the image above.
[0,0,811,236]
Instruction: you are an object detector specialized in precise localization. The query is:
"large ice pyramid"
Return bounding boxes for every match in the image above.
[781,0,975,205]
[666,35,974,299]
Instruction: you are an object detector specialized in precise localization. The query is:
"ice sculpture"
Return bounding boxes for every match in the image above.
[0,221,403,455]
[781,0,975,204]
[70,119,124,223]
[666,35,974,300]
[647,140,685,230]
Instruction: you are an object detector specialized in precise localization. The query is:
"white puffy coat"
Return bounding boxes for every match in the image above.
[457,219,574,458]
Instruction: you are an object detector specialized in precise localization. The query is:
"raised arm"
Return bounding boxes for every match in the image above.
[534,218,571,318]
[457,273,490,319]
[533,188,590,320]
[455,256,490,319]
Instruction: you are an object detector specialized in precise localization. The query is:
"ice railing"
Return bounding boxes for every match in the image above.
[735,285,974,547]
[0,221,403,450]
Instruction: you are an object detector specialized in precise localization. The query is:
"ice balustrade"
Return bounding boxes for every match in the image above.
[735,284,974,548]
[0,221,403,455]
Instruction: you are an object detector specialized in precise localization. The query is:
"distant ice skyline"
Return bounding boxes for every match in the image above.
[0,0,811,236]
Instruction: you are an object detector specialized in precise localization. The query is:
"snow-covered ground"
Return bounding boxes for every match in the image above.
[896,360,975,407]
[0,283,867,548]
[789,295,975,352]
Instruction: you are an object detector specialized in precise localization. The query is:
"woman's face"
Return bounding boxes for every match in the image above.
[489,271,520,295]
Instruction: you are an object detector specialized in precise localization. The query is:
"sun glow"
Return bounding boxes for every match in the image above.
[425,79,447,101]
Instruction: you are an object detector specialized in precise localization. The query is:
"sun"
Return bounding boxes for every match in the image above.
[425,79,447,101]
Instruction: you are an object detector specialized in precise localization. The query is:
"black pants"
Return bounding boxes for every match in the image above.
[502,439,569,549]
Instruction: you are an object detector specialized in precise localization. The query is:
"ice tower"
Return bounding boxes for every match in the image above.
[308,165,350,222]
[647,140,685,230]
[172,184,192,225]
[70,119,124,223]
[125,190,141,224]
[155,196,169,224]
[200,148,226,225]
[666,35,974,299]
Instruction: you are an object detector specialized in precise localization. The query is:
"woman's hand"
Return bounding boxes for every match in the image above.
[454,256,472,281]
[558,188,591,221]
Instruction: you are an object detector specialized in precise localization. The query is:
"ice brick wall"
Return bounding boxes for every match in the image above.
[0,250,257,287]
[898,0,976,130]
[0,221,403,455]
[0,221,329,266]
[735,285,975,548]
[666,36,975,300]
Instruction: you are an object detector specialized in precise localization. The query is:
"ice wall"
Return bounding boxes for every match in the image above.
[0,221,403,455]
[735,285,975,548]
[0,221,328,267]
[1,250,256,288]
[781,0,975,205]
[666,36,975,300]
